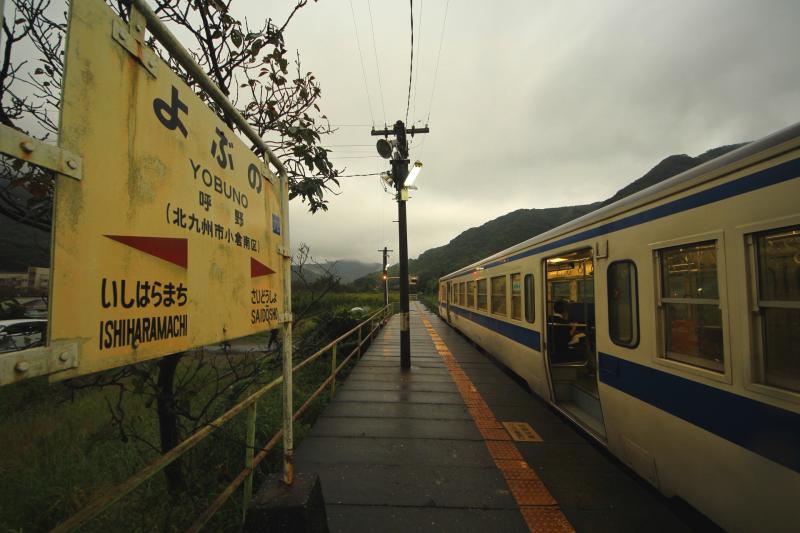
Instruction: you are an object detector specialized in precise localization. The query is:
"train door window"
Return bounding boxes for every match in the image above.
[467,280,475,308]
[608,261,639,347]
[749,226,800,393]
[491,276,507,316]
[657,241,723,372]
[524,274,535,323]
[510,273,522,320]
[454,282,460,305]
[460,282,466,306]
[477,279,487,311]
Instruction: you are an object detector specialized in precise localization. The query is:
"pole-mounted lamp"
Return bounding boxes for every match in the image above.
[404,161,423,188]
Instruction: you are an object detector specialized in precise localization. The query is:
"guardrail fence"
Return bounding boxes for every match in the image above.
[52,304,393,532]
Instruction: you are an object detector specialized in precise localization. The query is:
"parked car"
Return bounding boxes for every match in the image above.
[0,319,47,353]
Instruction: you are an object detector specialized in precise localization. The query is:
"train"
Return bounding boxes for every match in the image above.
[438,122,800,532]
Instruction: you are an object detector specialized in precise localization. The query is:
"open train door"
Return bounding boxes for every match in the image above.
[543,249,606,439]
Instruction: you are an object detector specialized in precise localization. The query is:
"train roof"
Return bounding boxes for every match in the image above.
[441,120,800,281]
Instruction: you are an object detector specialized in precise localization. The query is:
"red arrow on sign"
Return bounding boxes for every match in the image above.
[251,257,276,277]
[105,235,188,269]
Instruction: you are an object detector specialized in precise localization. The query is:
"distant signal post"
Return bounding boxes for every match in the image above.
[379,246,392,307]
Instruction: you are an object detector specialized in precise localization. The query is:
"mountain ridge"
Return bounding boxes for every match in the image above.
[383,142,748,292]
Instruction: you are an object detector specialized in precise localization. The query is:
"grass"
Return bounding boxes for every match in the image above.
[0,292,386,532]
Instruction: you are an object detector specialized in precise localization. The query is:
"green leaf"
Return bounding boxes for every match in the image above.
[230,29,243,47]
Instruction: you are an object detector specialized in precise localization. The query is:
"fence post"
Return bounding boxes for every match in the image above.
[357,325,362,360]
[330,343,338,398]
[242,401,257,519]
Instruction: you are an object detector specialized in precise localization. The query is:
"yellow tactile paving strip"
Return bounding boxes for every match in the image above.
[418,309,575,533]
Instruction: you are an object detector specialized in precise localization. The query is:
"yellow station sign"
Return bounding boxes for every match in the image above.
[49,0,285,378]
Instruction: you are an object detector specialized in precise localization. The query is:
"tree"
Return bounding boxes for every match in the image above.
[0,0,342,235]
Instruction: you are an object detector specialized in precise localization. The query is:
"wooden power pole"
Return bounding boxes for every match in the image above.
[371,120,429,369]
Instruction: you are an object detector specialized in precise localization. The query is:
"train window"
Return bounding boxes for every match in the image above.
[524,274,534,323]
[477,279,487,310]
[750,226,800,393]
[491,276,507,316]
[460,282,466,306]
[608,261,639,347]
[510,273,522,320]
[657,241,723,372]
[467,280,475,308]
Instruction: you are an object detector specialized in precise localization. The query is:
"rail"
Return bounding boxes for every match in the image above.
[51,304,392,532]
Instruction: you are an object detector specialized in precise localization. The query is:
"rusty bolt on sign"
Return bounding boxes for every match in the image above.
[20,141,34,153]
[15,361,30,373]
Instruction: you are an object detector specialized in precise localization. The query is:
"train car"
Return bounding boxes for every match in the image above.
[438,122,800,532]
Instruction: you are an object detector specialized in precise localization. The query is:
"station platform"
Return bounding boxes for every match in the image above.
[294,304,701,532]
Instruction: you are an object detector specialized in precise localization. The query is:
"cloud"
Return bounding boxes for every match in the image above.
[267,0,800,263]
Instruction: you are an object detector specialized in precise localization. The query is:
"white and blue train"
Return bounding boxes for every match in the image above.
[438,122,800,532]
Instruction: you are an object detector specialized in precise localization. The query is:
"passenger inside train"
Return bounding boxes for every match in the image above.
[547,299,582,363]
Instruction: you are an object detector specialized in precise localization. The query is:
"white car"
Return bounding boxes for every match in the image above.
[0,319,47,353]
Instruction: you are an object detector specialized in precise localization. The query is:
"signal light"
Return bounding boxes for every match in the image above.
[382,271,388,281]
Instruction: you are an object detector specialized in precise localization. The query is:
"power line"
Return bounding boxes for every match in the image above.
[366,0,387,126]
[320,124,373,133]
[405,0,414,124]
[336,171,383,177]
[348,0,375,126]
[412,0,423,125]
[325,143,374,147]
[427,0,450,124]
[409,135,426,154]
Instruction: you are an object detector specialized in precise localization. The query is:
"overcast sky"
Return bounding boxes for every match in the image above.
[46,1,800,265]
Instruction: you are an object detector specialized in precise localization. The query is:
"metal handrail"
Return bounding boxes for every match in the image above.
[51,305,393,532]
[187,306,390,532]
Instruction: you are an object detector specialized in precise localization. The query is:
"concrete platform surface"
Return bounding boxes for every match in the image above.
[294,305,706,533]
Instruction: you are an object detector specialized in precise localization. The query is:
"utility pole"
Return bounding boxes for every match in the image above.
[379,246,393,307]
[372,120,429,370]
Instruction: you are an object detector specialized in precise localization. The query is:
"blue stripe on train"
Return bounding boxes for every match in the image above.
[444,156,800,278]
[598,352,800,473]
[442,307,800,473]
[447,305,541,353]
